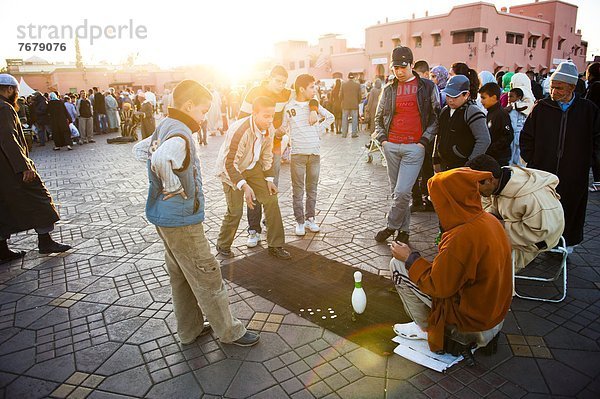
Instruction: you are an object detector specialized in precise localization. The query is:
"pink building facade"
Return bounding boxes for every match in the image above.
[275,0,588,83]
[6,58,224,95]
[364,0,587,80]
[330,51,369,81]
[6,1,589,92]
[274,34,367,83]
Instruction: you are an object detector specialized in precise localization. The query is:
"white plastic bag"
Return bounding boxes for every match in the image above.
[69,123,80,138]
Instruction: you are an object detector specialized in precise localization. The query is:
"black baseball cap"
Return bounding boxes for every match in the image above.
[391,46,413,67]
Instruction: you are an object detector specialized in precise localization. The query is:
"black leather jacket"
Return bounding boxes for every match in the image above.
[374,71,440,146]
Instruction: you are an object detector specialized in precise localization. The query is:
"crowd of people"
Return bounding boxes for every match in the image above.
[1,44,599,355]
[14,86,163,150]
[364,48,598,354]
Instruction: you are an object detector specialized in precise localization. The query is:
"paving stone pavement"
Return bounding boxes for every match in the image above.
[0,127,599,399]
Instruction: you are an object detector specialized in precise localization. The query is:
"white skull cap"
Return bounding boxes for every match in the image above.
[0,74,19,88]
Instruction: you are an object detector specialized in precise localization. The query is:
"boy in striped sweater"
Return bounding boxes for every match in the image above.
[282,74,334,236]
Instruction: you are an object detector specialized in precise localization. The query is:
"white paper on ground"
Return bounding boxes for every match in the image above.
[391,335,466,373]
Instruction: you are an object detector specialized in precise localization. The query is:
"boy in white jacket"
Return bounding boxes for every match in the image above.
[283,74,334,235]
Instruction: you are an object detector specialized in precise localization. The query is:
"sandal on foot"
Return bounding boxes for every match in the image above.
[393,322,427,341]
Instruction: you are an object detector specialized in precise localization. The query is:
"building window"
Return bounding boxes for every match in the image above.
[528,36,538,48]
[453,31,475,44]
[433,34,441,47]
[482,31,487,43]
[506,32,524,45]
[515,34,524,45]
[415,36,422,48]
[558,38,565,50]
[299,60,305,69]
[289,61,295,70]
[542,37,549,49]
[379,41,383,48]
[392,38,401,47]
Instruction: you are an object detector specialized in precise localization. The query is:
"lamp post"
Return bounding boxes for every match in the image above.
[485,36,500,57]
[562,45,579,60]
[524,48,534,61]
[468,43,477,60]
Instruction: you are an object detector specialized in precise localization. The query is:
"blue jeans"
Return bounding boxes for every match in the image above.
[510,131,523,166]
[35,123,49,145]
[382,142,425,231]
[341,109,358,137]
[97,113,108,133]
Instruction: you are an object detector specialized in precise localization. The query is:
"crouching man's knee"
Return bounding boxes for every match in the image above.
[390,258,409,284]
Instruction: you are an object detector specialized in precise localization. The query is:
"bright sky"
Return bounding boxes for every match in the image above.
[1,0,598,75]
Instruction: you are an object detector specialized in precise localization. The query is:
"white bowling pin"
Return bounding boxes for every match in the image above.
[352,271,367,314]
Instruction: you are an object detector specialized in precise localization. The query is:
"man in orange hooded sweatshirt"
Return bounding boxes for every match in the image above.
[389,168,513,354]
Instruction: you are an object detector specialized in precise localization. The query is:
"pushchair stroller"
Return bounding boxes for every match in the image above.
[365,132,386,167]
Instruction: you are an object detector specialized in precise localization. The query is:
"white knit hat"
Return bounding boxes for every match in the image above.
[551,62,579,85]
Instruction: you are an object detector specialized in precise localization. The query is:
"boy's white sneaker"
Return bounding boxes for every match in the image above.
[295,223,306,236]
[305,218,320,233]
[247,230,260,248]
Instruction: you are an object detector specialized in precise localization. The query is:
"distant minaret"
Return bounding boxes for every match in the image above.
[75,36,83,69]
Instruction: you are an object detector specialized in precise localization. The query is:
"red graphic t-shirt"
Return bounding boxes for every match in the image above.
[388,79,422,144]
